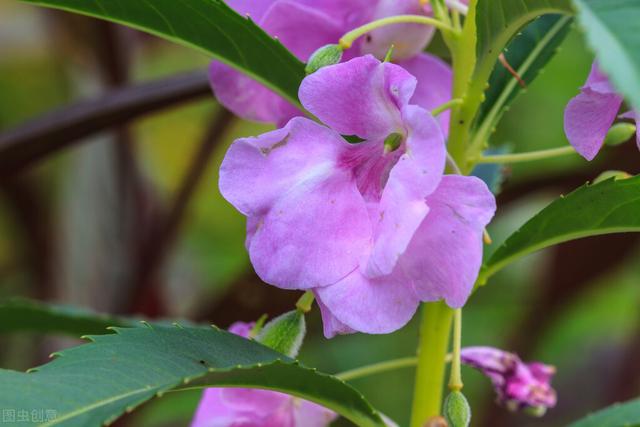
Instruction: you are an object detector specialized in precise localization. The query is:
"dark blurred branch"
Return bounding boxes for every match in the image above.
[0,70,211,179]
[0,178,53,300]
[127,109,234,315]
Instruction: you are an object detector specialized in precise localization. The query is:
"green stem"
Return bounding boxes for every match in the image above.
[410,302,454,427]
[448,309,463,391]
[474,146,577,164]
[336,357,418,381]
[339,15,455,49]
[295,291,315,313]
[432,98,463,116]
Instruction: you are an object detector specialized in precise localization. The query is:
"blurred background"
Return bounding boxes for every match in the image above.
[1,2,640,426]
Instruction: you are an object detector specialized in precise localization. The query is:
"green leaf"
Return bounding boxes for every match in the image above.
[0,325,384,427]
[567,398,640,427]
[572,0,640,111]
[0,298,133,336]
[481,175,640,282]
[476,0,573,67]
[475,15,573,143]
[18,0,305,107]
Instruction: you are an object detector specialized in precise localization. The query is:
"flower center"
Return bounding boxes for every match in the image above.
[383,132,404,154]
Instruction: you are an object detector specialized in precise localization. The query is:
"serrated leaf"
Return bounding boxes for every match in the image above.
[475,15,573,142]
[18,0,305,107]
[567,398,640,427]
[481,175,640,282]
[572,0,640,112]
[0,325,385,427]
[0,298,133,336]
[472,0,574,107]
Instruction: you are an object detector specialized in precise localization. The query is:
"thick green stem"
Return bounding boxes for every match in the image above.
[410,302,454,427]
[448,309,463,391]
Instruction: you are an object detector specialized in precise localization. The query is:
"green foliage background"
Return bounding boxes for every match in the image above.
[1,1,640,426]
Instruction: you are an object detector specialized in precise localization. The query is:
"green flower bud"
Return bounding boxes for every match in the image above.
[604,122,636,146]
[443,391,471,427]
[383,132,403,153]
[593,170,631,184]
[255,310,306,358]
[305,44,343,74]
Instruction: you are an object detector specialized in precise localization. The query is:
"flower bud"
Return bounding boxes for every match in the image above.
[255,310,306,358]
[305,44,343,74]
[594,170,631,184]
[443,391,471,427]
[604,122,636,146]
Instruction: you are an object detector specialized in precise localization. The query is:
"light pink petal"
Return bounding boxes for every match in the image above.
[315,269,420,335]
[299,0,373,27]
[260,1,344,61]
[365,106,446,277]
[294,400,338,427]
[209,62,300,126]
[228,321,255,338]
[191,388,290,427]
[315,296,356,338]
[248,172,370,290]
[359,0,435,61]
[299,56,416,139]
[401,175,496,308]
[224,0,276,21]
[621,110,640,150]
[564,63,624,160]
[398,54,453,132]
[220,118,371,290]
[220,118,339,216]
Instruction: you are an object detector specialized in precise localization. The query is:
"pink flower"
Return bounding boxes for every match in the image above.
[211,0,452,128]
[564,63,639,160]
[461,347,557,415]
[219,56,496,337]
[191,322,337,427]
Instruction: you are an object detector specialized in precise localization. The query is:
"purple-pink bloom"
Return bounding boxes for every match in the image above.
[219,56,496,337]
[211,0,452,127]
[564,63,639,160]
[191,322,337,427]
[461,347,557,415]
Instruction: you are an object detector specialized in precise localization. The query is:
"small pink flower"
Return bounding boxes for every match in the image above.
[461,347,557,415]
[219,56,495,337]
[191,322,337,427]
[210,0,452,128]
[564,63,639,160]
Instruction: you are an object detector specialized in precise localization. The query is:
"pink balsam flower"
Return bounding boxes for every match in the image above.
[461,347,557,415]
[564,63,639,160]
[191,322,337,427]
[211,0,452,128]
[219,56,496,337]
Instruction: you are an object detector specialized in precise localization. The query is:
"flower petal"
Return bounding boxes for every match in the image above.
[564,64,623,160]
[209,62,300,125]
[294,400,338,427]
[224,0,276,21]
[398,54,453,131]
[210,1,347,125]
[401,175,496,308]
[315,269,419,334]
[299,55,416,139]
[221,118,371,289]
[359,0,435,61]
[260,1,344,60]
[249,172,371,289]
[365,106,446,277]
[220,118,341,216]
[315,296,356,338]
